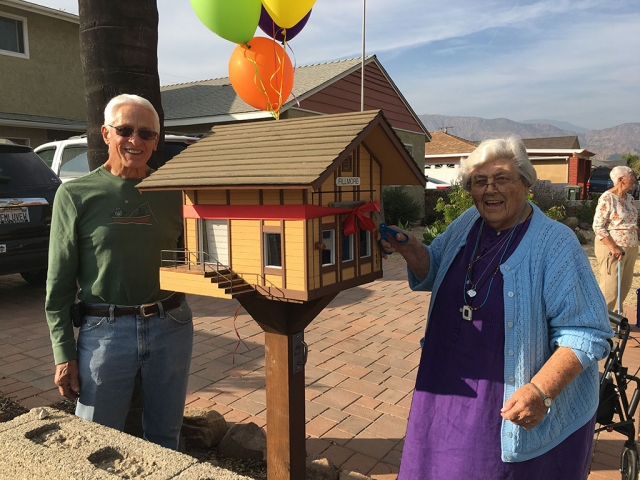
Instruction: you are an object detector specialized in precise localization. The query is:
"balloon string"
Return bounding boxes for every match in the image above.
[246,55,279,119]
[268,32,287,119]
[231,304,250,365]
[269,30,286,120]
[284,38,301,108]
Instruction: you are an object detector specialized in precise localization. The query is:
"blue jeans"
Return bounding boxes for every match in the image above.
[75,297,193,450]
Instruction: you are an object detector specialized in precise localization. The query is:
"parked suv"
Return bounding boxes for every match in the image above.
[587,166,639,199]
[0,140,61,284]
[35,134,199,182]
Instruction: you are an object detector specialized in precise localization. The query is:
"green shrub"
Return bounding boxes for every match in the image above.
[572,195,599,224]
[434,184,474,225]
[382,186,422,226]
[422,222,447,245]
[422,185,473,245]
[423,190,447,225]
[529,181,567,220]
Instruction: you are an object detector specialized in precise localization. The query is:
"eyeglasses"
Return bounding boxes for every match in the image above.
[108,124,158,141]
[470,175,523,193]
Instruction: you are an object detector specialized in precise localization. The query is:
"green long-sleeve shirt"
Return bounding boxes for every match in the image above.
[45,166,183,364]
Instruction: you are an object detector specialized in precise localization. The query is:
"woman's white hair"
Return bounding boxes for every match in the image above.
[610,165,634,184]
[103,94,160,132]
[458,136,537,191]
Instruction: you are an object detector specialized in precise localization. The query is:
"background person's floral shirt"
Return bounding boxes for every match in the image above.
[593,191,639,247]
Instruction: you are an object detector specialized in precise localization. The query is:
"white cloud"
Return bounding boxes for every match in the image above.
[25,0,640,129]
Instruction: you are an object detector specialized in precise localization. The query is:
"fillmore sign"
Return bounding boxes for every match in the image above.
[336,177,360,187]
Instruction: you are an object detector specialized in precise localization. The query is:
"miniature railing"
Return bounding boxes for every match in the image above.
[161,250,285,299]
[161,249,240,293]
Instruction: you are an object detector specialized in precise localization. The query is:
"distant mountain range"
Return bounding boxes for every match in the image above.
[418,114,640,161]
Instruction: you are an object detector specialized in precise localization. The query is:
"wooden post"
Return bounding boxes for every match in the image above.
[238,294,338,480]
[264,331,306,479]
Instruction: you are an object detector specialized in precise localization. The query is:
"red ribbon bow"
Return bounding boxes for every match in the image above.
[343,201,380,236]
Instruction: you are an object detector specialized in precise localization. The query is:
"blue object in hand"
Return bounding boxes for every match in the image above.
[374,211,408,254]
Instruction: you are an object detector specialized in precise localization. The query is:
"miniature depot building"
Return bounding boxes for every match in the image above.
[137,110,425,303]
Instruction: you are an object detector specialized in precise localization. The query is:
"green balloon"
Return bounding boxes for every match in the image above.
[190,0,261,44]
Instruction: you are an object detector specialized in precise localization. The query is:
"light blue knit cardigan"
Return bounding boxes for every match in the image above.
[408,202,612,462]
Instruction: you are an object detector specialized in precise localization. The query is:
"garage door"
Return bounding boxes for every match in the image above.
[204,220,228,267]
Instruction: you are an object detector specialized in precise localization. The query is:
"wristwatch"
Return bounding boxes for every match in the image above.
[530,382,553,408]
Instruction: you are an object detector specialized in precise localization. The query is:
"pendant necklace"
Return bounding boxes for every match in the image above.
[461,204,528,321]
[465,230,513,298]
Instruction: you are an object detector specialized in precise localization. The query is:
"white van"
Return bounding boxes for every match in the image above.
[35,134,199,182]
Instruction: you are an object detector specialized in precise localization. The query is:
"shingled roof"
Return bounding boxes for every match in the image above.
[424,132,478,155]
[522,136,580,149]
[160,55,428,135]
[138,110,425,191]
[161,57,374,121]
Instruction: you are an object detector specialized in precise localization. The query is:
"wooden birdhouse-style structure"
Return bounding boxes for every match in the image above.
[138,110,425,303]
[137,110,425,479]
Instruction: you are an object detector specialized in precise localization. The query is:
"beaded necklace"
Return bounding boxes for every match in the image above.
[461,203,528,321]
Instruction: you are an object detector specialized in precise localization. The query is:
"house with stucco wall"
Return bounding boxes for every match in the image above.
[0,0,86,146]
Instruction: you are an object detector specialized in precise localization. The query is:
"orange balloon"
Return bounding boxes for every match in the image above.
[228,36,294,113]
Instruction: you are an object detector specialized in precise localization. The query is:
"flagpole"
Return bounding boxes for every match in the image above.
[361,0,366,112]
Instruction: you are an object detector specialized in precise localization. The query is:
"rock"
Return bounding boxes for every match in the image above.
[339,471,372,480]
[306,455,338,480]
[182,407,229,449]
[34,407,49,420]
[217,422,266,461]
[0,410,7,422]
[564,216,579,229]
[579,222,592,231]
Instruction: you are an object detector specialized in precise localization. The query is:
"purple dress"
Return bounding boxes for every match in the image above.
[399,217,595,480]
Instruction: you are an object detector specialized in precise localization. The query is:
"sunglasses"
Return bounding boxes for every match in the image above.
[108,124,159,141]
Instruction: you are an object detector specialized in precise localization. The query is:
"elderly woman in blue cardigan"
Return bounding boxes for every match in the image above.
[382,137,612,480]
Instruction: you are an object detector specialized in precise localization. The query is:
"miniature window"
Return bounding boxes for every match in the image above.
[321,230,335,266]
[341,232,354,262]
[404,143,414,156]
[342,155,353,172]
[264,233,282,268]
[0,13,28,58]
[359,230,371,258]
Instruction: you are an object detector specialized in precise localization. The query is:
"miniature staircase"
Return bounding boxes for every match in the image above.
[205,268,255,297]
[159,265,255,300]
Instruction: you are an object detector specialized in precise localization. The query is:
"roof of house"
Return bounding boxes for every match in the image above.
[138,110,426,191]
[521,136,580,149]
[424,132,477,155]
[0,0,79,23]
[0,112,86,131]
[424,133,586,158]
[160,55,428,135]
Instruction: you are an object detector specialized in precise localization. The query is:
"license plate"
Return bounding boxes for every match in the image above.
[0,207,30,224]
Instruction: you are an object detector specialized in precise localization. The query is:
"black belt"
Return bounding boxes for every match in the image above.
[81,292,185,319]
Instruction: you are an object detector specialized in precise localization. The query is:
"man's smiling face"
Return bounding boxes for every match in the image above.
[102,104,159,172]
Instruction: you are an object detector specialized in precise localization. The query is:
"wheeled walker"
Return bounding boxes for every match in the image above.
[596,311,640,480]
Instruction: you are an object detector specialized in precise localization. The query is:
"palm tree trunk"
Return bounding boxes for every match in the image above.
[78,0,165,171]
[77,0,166,440]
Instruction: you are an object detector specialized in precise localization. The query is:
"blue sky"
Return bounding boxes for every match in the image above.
[36,0,640,130]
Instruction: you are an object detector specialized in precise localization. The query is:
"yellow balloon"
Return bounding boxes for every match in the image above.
[261,0,315,29]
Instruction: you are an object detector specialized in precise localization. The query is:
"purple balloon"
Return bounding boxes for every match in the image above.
[258,6,311,43]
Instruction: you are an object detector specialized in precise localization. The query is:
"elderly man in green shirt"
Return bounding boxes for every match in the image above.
[45,94,192,450]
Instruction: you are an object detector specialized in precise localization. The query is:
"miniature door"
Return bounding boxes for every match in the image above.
[199,219,229,267]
